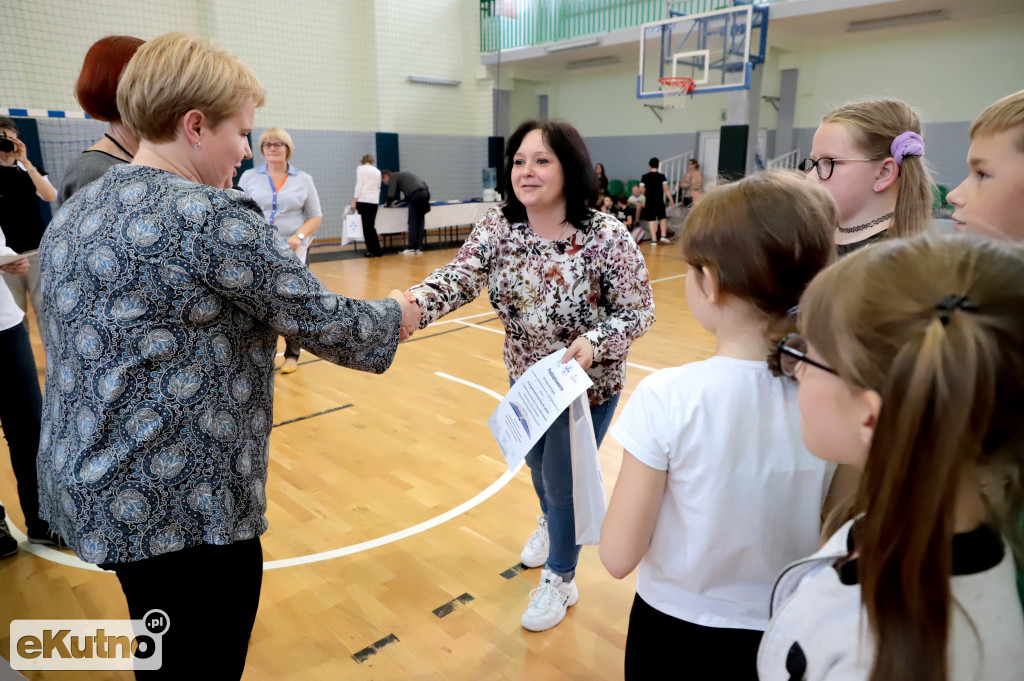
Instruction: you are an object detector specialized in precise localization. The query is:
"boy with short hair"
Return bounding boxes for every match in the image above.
[947,89,1024,242]
[946,88,1024,611]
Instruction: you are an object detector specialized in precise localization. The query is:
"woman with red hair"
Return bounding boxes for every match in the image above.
[58,35,144,205]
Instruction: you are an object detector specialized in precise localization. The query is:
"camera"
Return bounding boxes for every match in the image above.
[0,132,14,153]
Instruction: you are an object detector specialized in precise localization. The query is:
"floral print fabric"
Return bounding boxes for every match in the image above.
[37,164,402,564]
[408,207,654,404]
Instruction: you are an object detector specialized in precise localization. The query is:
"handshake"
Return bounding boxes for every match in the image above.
[388,290,421,342]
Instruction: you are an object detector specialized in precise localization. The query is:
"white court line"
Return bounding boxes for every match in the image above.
[265,371,516,569]
[651,273,686,284]
[8,372,519,572]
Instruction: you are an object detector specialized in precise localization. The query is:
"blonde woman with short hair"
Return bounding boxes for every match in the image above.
[37,32,417,680]
[238,126,323,373]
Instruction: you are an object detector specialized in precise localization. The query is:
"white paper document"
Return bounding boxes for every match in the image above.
[0,250,36,266]
[487,350,593,471]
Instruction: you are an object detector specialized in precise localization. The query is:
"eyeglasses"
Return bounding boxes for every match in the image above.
[798,157,877,181]
[776,334,839,378]
[262,142,286,150]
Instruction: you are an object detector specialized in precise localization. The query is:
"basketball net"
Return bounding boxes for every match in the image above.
[658,76,695,109]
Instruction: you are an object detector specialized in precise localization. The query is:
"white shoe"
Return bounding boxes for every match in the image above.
[659,237,671,244]
[414,249,423,254]
[521,568,578,632]
[650,240,658,246]
[399,248,416,254]
[520,515,549,568]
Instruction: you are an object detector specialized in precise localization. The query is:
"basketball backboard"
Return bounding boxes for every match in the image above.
[638,3,768,102]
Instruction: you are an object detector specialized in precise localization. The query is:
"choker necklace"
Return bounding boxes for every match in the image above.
[839,211,893,234]
[104,133,134,160]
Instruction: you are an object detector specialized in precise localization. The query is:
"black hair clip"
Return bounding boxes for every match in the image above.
[935,294,978,325]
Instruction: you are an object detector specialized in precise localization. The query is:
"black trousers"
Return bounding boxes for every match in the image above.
[625,592,763,681]
[357,202,382,256]
[0,321,45,535]
[106,538,263,680]
[406,189,430,250]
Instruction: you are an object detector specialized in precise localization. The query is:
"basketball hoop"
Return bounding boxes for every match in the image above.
[658,76,695,109]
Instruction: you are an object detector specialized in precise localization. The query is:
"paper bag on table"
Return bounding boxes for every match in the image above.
[569,393,606,546]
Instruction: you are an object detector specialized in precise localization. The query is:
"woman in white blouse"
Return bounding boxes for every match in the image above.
[351,154,383,258]
[238,127,323,374]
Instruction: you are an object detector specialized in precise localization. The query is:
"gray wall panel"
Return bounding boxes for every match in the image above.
[400,134,489,202]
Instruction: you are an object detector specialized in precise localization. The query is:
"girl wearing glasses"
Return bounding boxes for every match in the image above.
[238,127,323,374]
[600,170,838,680]
[801,99,932,257]
[759,233,1024,681]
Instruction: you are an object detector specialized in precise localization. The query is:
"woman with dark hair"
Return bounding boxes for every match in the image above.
[58,35,145,205]
[405,119,654,632]
[595,162,609,197]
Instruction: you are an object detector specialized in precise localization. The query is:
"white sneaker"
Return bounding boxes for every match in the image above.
[650,240,658,246]
[414,249,423,254]
[521,568,578,632]
[399,248,416,254]
[520,515,549,568]
[659,237,671,244]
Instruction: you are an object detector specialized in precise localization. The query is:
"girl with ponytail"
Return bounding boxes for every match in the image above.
[801,99,932,257]
[758,233,1024,681]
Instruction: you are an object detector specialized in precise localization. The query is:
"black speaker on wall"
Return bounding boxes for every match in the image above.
[488,136,505,195]
[718,124,749,181]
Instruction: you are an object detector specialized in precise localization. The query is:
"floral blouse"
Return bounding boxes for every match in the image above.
[37,164,402,564]
[408,207,654,405]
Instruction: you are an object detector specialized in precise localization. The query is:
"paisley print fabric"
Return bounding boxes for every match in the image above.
[408,207,654,405]
[37,164,402,564]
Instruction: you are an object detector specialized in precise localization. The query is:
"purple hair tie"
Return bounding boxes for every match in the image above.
[890,131,924,166]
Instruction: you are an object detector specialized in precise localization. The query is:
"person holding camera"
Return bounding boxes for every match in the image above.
[0,116,57,339]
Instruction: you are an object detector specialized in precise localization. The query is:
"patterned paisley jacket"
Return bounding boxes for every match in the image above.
[37,165,402,564]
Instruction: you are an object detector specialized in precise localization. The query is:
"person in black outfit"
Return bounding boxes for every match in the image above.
[0,116,57,339]
[640,157,674,244]
[382,169,431,254]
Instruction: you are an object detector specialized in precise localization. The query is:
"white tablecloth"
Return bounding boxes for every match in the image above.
[340,201,500,246]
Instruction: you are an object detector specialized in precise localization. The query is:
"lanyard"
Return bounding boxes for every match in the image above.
[264,171,288,225]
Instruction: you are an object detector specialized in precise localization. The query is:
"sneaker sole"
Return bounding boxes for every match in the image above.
[520,554,547,569]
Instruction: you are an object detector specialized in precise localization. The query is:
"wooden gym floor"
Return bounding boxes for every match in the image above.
[0,238,714,680]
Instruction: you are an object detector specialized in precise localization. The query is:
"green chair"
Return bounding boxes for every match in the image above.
[607,179,624,197]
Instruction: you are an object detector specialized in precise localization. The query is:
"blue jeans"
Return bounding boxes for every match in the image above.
[524,391,620,582]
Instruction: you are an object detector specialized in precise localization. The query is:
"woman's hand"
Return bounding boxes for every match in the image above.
[0,257,30,276]
[286,233,303,252]
[561,336,594,370]
[388,289,421,341]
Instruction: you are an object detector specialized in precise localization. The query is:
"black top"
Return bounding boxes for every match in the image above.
[0,162,48,252]
[836,229,887,258]
[641,171,667,208]
[836,522,1004,585]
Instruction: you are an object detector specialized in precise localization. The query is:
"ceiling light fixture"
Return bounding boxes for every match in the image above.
[544,38,601,53]
[847,9,948,32]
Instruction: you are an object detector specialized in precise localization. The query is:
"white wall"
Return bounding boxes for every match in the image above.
[0,0,493,136]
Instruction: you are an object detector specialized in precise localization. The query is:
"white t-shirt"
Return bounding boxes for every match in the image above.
[610,355,834,631]
[0,224,27,332]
